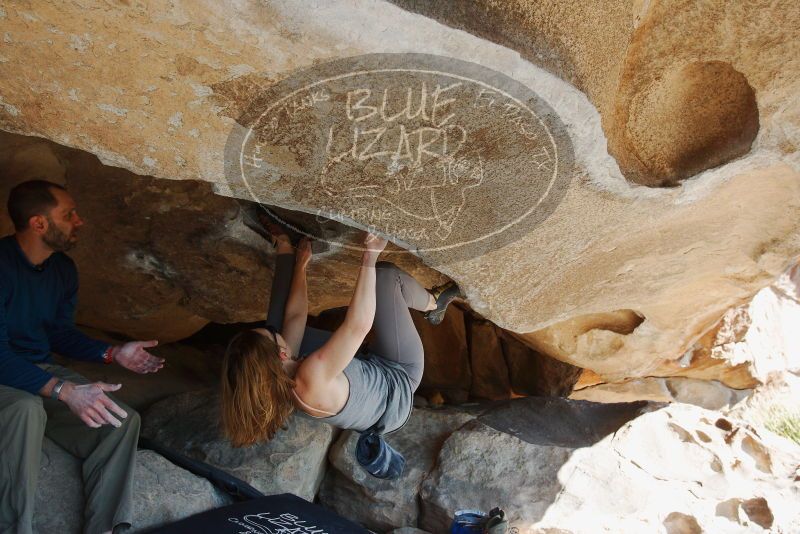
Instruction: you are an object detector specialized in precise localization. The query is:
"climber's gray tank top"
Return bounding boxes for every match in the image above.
[295,351,413,434]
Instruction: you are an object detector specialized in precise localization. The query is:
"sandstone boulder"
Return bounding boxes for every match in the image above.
[131,450,232,532]
[1,5,798,533]
[499,329,582,397]
[418,397,652,532]
[571,377,751,411]
[467,318,512,401]
[319,407,475,531]
[420,418,571,532]
[726,371,800,441]
[142,389,334,501]
[413,305,472,404]
[54,327,220,413]
[676,260,800,384]
[531,404,800,533]
[0,1,798,394]
[34,439,229,534]
[390,1,796,186]
[571,259,800,403]
[0,130,445,342]
[34,438,84,533]
[417,400,800,533]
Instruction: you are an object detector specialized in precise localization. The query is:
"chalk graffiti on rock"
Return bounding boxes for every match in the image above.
[227,511,329,534]
[225,54,573,263]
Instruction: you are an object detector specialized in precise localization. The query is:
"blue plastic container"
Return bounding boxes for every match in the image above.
[450,509,487,533]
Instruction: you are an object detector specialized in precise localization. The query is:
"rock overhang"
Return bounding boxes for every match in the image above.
[0,0,799,384]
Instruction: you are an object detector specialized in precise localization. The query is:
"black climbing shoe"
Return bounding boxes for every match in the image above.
[242,205,329,253]
[423,280,464,325]
[484,507,508,534]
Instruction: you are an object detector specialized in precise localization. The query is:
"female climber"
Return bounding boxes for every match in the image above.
[219,221,462,463]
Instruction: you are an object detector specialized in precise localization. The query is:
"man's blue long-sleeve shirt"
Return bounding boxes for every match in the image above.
[0,235,110,394]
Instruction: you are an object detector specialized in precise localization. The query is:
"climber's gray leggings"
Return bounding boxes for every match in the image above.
[266,254,427,390]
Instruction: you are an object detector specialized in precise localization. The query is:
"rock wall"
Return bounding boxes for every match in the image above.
[35,347,800,532]
[528,402,800,533]
[390,0,798,186]
[680,260,800,383]
[131,390,799,533]
[1,1,798,392]
[0,130,445,341]
[310,303,583,402]
[570,376,751,410]
[35,439,231,533]
[573,256,800,401]
[142,390,334,501]
[2,3,798,531]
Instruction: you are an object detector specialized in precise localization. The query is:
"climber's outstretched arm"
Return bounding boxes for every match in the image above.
[298,233,387,385]
[281,238,312,358]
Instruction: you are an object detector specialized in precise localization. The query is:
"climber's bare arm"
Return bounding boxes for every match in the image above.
[282,238,312,358]
[298,233,387,385]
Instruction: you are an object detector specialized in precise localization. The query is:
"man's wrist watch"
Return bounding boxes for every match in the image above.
[51,379,65,401]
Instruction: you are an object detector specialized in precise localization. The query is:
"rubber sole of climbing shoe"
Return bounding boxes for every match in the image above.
[423,280,464,325]
[242,205,330,254]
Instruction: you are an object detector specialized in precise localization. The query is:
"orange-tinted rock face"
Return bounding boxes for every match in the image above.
[391,0,797,187]
[0,1,798,386]
[617,61,759,186]
[0,130,445,342]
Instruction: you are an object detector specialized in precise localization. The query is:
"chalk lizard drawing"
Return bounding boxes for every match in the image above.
[320,125,484,241]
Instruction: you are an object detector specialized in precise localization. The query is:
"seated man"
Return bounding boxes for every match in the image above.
[0,180,165,534]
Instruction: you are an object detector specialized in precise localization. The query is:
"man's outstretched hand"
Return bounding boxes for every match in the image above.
[60,382,128,428]
[113,340,164,374]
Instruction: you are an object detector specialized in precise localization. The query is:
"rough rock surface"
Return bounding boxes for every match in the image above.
[418,397,652,532]
[130,450,231,532]
[529,405,800,533]
[33,438,84,533]
[726,371,800,436]
[319,407,475,531]
[572,258,800,403]
[309,304,582,403]
[412,306,472,404]
[53,327,220,412]
[390,0,797,186]
[571,377,751,411]
[141,389,334,501]
[34,439,230,534]
[468,318,513,400]
[679,260,800,383]
[0,130,446,341]
[421,419,571,532]
[0,2,798,387]
[500,329,583,398]
[418,400,800,533]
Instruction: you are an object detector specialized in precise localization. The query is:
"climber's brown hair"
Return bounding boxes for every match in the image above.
[220,329,295,447]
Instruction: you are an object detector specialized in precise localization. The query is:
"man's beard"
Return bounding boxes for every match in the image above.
[42,217,76,252]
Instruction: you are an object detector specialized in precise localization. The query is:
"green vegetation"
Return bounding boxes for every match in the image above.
[764,406,800,446]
